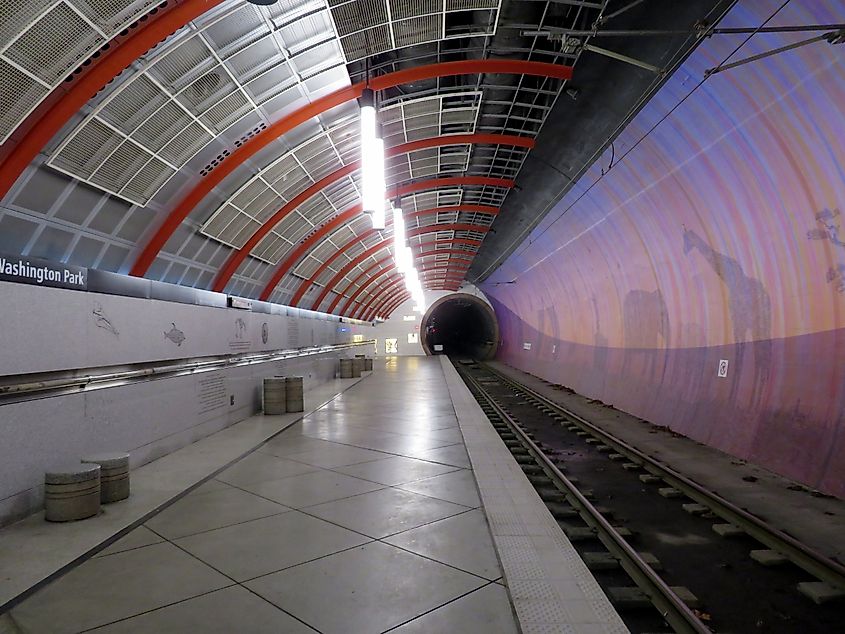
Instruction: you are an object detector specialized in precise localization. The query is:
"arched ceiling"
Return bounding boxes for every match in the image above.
[0,0,731,319]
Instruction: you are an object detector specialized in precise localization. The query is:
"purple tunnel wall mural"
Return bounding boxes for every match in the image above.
[483,0,845,497]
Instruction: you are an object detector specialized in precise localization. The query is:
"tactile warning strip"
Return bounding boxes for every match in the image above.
[440,356,630,634]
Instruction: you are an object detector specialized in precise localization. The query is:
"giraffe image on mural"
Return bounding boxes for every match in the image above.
[683,227,772,407]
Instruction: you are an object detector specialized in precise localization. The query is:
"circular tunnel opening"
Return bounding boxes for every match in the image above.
[420,293,499,360]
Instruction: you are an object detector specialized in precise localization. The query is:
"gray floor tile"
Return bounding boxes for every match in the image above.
[304,487,470,538]
[258,435,337,458]
[300,427,398,446]
[145,486,288,539]
[333,456,461,486]
[405,444,471,468]
[246,542,486,634]
[342,434,458,454]
[176,512,370,581]
[421,427,465,443]
[10,543,231,634]
[285,444,390,468]
[241,468,385,508]
[390,583,518,634]
[216,451,318,487]
[95,526,163,558]
[88,586,316,633]
[384,509,503,580]
[189,479,234,496]
[398,469,481,507]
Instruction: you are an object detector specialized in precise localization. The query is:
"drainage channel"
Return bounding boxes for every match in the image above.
[454,360,845,634]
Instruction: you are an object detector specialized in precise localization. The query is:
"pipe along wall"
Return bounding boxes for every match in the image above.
[483,0,845,498]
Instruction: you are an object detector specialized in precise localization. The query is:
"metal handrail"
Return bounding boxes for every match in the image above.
[0,340,375,400]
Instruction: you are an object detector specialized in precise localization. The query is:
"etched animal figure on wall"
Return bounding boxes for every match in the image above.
[234,318,247,340]
[683,228,771,406]
[164,323,186,347]
[92,301,119,337]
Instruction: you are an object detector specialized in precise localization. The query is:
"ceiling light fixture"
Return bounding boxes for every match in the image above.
[392,204,425,312]
[359,89,386,230]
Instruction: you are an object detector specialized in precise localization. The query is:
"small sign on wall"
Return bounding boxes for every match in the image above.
[523,342,532,350]
[408,333,419,344]
[717,359,729,378]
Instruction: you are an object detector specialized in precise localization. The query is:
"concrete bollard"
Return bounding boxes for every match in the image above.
[285,376,304,413]
[263,377,287,414]
[351,357,364,377]
[339,358,353,379]
[80,453,130,503]
[44,463,101,522]
[364,357,373,371]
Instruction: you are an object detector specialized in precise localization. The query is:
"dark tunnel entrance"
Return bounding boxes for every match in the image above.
[420,293,499,360]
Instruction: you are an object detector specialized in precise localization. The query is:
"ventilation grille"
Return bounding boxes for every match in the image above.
[329,0,501,62]
[200,91,481,267]
[44,1,348,206]
[0,0,164,143]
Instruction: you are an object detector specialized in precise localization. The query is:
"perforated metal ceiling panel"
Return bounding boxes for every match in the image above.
[46,0,349,205]
[199,90,482,265]
[329,0,502,62]
[0,0,600,313]
[0,0,165,144]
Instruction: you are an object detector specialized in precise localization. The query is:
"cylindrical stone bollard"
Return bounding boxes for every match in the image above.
[339,358,353,379]
[364,357,373,371]
[44,463,101,522]
[263,377,287,414]
[351,357,364,377]
[80,453,130,503]
[285,376,304,412]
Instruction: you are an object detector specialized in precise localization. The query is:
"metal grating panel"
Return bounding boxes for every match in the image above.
[393,15,441,49]
[200,91,480,265]
[0,0,164,144]
[0,58,48,142]
[330,0,500,62]
[44,1,349,206]
[5,2,103,85]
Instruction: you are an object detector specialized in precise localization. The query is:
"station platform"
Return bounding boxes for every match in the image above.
[2,357,627,634]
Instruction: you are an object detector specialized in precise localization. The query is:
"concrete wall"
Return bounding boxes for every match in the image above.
[483,0,845,498]
[0,281,373,525]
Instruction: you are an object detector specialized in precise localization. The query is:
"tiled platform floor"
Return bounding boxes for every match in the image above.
[8,357,518,634]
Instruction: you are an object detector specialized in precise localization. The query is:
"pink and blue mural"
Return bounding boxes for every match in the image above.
[484,0,845,497]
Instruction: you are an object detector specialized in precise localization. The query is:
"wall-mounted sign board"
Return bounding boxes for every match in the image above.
[0,253,87,291]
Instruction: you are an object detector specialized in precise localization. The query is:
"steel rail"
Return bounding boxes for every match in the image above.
[482,363,845,594]
[459,367,710,634]
[0,340,375,402]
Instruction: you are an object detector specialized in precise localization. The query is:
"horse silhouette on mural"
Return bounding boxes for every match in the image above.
[683,228,772,407]
[623,289,670,349]
[622,289,670,385]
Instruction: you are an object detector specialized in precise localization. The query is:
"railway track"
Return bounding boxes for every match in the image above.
[454,359,845,633]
